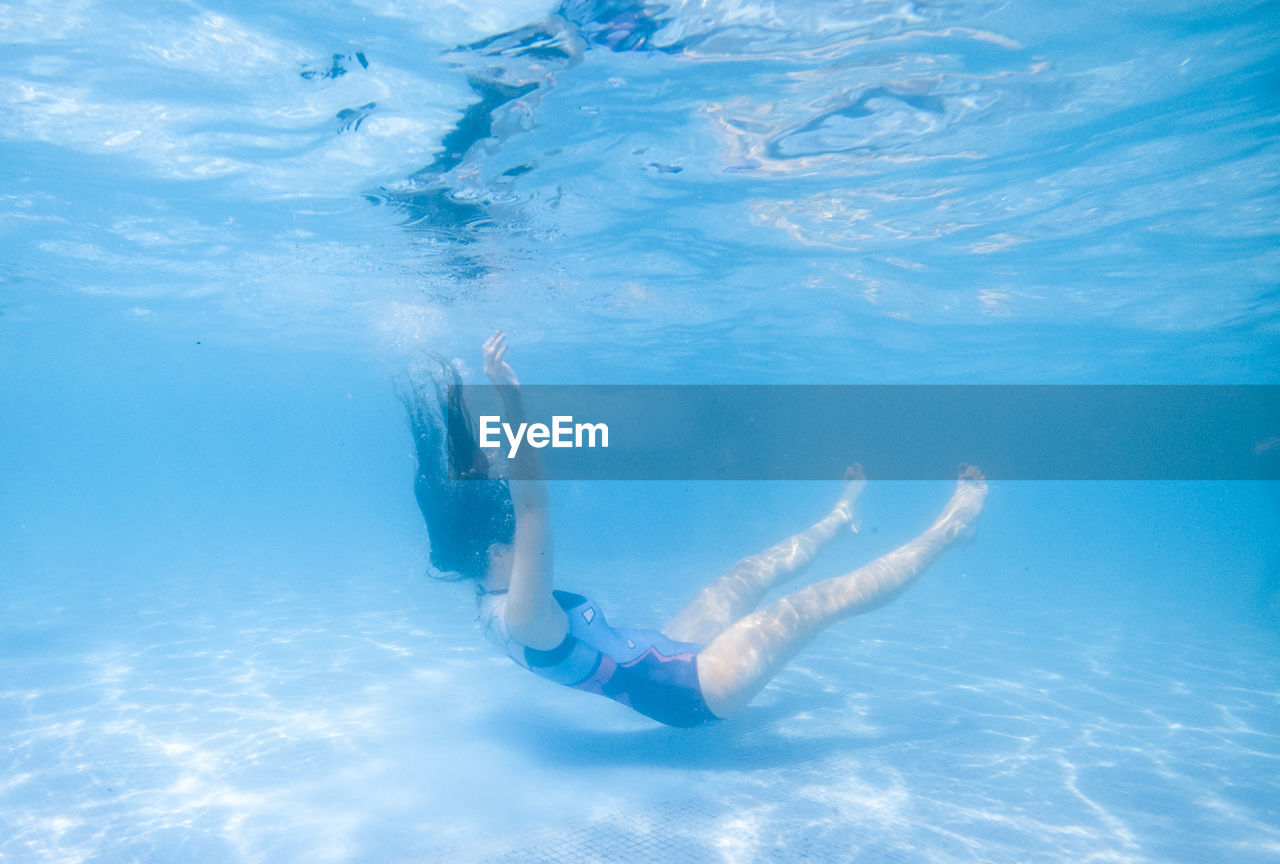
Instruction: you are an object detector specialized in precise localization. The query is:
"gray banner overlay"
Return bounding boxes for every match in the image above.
[449,386,1280,481]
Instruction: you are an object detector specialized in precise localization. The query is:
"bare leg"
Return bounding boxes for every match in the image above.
[663,465,866,646]
[696,466,988,719]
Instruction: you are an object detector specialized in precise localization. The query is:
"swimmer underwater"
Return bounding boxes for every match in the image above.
[401,331,988,727]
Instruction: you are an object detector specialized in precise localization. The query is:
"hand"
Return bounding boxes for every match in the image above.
[483,330,520,388]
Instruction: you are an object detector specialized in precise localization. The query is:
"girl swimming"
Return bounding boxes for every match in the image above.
[403,331,988,726]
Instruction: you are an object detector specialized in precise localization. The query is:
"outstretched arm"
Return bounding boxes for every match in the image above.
[483,331,568,649]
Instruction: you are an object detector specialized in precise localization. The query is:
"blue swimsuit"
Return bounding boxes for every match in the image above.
[478,588,717,727]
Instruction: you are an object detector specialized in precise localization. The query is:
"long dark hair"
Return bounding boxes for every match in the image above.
[400,356,515,580]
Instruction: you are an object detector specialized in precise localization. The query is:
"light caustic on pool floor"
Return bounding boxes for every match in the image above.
[3,575,1277,864]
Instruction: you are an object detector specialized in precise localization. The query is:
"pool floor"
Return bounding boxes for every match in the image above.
[2,563,1276,863]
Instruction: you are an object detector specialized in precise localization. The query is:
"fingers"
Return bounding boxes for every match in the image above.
[483,329,506,357]
[482,329,516,387]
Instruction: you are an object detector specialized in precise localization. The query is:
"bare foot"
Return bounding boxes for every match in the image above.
[933,465,988,542]
[832,462,867,533]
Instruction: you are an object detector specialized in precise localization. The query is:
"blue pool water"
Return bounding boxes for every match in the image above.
[2,0,1278,861]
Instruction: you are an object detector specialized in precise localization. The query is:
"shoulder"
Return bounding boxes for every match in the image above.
[478,586,569,653]
[504,594,569,651]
